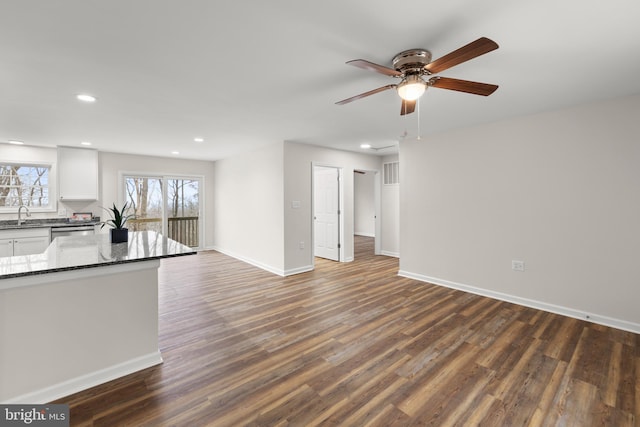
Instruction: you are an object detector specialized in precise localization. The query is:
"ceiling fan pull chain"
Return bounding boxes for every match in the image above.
[417,98,421,140]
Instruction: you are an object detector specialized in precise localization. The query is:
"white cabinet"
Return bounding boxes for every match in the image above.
[13,236,50,255]
[0,228,50,256]
[0,239,13,257]
[58,146,99,200]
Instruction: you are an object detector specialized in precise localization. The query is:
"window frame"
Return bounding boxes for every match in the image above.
[0,161,57,213]
[119,171,204,249]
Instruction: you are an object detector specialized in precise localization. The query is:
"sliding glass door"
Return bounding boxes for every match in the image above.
[123,175,202,248]
[125,176,163,234]
[167,178,200,247]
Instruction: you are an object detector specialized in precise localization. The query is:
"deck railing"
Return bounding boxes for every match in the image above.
[168,216,199,248]
[128,216,199,247]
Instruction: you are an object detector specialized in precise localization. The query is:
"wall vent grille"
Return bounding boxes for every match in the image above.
[383,162,399,185]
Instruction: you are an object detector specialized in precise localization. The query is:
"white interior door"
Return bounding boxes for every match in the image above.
[314,166,340,261]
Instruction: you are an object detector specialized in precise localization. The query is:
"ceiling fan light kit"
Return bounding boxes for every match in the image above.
[337,37,499,115]
[396,75,427,101]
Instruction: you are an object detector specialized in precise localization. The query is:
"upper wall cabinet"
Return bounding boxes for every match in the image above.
[58,147,99,201]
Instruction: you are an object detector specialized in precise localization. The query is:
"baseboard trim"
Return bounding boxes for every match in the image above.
[381,250,399,258]
[354,232,375,237]
[398,270,640,335]
[4,351,163,404]
[284,265,314,276]
[202,247,315,277]
[210,246,285,276]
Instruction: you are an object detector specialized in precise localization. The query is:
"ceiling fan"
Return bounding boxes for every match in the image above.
[336,37,499,115]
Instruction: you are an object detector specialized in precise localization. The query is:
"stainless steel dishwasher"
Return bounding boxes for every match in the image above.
[50,225,96,241]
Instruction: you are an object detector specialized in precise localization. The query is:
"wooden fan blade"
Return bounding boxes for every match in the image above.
[400,99,416,115]
[346,59,402,77]
[428,77,498,96]
[425,37,499,74]
[336,84,396,105]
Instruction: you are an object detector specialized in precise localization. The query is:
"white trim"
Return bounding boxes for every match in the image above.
[3,351,162,404]
[381,250,399,258]
[398,270,640,335]
[209,246,313,277]
[284,265,314,276]
[374,170,381,256]
[211,246,285,276]
[354,232,375,237]
[338,167,344,262]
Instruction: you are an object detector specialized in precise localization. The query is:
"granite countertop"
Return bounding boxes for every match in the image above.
[0,230,196,280]
[0,218,100,230]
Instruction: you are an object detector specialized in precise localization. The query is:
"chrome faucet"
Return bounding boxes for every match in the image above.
[18,205,31,225]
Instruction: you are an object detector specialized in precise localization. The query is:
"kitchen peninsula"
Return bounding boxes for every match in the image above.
[0,231,196,403]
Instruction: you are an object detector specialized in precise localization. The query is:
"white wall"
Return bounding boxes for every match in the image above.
[381,154,400,257]
[211,141,400,276]
[354,171,375,237]
[399,94,640,332]
[283,142,383,271]
[100,151,216,248]
[3,142,402,277]
[0,144,100,220]
[211,142,285,274]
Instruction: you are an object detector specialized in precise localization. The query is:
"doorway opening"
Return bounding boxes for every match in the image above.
[354,169,381,258]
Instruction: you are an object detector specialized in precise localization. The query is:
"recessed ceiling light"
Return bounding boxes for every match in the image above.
[81,141,92,146]
[360,143,371,149]
[76,94,97,102]
[171,151,180,155]
[8,140,24,145]
[194,137,204,143]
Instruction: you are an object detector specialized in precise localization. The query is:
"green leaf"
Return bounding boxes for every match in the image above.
[100,201,135,229]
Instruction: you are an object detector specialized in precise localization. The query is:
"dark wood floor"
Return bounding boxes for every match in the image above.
[56,236,639,426]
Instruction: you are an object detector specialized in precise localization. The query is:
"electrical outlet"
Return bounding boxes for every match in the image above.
[512,260,525,272]
[299,241,305,249]
[57,208,67,217]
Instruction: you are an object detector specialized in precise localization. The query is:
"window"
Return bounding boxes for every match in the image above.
[123,174,202,248]
[383,162,399,185]
[0,163,53,210]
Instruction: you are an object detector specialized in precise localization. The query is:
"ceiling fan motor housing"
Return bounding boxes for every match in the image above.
[392,49,432,75]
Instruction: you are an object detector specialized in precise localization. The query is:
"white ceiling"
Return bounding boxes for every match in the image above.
[1,0,639,160]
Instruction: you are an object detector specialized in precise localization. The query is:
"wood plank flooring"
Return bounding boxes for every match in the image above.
[55,236,639,426]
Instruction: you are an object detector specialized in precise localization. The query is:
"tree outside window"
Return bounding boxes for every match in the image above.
[124,176,200,247]
[0,164,51,209]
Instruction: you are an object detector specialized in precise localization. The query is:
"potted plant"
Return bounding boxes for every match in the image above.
[101,202,134,243]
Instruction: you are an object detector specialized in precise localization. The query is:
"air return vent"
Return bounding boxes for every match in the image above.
[383,162,399,185]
